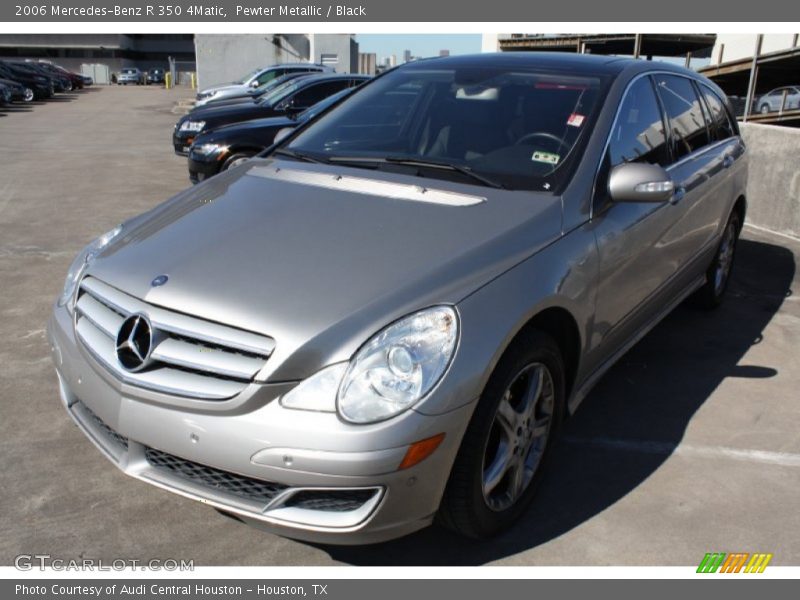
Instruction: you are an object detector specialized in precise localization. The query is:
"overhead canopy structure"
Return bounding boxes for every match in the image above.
[498,34,716,58]
[700,43,800,126]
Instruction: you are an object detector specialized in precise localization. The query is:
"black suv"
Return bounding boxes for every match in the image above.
[173,74,371,155]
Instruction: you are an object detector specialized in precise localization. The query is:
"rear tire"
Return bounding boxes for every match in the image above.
[692,210,741,309]
[438,329,565,539]
[22,88,34,102]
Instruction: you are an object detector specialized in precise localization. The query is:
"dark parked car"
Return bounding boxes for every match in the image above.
[16,61,72,92]
[0,61,53,99]
[147,68,166,85]
[173,74,370,155]
[0,77,28,102]
[0,82,11,106]
[187,88,356,183]
[34,62,84,90]
[194,71,314,109]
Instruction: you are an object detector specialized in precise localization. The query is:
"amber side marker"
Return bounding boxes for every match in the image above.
[399,433,446,470]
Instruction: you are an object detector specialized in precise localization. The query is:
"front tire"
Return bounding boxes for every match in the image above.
[759,103,770,114]
[22,87,34,102]
[221,152,255,171]
[438,330,565,539]
[693,210,741,309]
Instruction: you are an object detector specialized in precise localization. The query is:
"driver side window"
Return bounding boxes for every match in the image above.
[608,77,670,168]
[595,77,670,213]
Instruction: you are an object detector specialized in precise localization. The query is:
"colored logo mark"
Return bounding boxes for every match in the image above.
[697,552,773,573]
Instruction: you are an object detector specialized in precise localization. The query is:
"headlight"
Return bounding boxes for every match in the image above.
[279,307,458,422]
[58,225,123,308]
[338,306,458,424]
[179,120,206,132]
[193,142,228,157]
[280,363,348,412]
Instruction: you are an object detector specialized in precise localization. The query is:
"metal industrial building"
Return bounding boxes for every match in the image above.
[0,34,195,75]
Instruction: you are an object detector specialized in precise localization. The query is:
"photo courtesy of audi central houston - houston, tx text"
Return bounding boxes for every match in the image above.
[1,29,799,575]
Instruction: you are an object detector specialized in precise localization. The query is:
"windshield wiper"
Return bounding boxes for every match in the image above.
[272,148,328,164]
[327,155,506,189]
[384,156,508,189]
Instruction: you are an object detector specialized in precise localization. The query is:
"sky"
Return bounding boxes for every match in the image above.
[354,34,482,63]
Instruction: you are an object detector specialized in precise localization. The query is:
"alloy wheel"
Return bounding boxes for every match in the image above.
[481,362,555,512]
[714,220,736,294]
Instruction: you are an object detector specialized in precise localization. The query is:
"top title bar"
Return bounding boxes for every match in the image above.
[3,1,800,22]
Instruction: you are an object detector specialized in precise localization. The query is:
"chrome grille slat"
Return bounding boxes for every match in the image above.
[151,338,264,380]
[81,277,275,356]
[76,293,125,337]
[75,318,247,399]
[74,276,275,400]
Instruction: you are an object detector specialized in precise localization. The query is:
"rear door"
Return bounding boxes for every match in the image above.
[654,74,739,271]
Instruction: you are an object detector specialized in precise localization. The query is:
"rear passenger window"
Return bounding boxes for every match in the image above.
[654,75,710,160]
[608,77,670,168]
[700,85,736,141]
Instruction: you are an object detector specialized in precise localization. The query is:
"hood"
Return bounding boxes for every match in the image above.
[202,83,248,96]
[199,115,296,143]
[182,101,271,129]
[194,96,259,110]
[87,159,562,381]
[0,78,22,90]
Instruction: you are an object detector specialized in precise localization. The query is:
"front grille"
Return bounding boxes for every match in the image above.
[78,401,129,450]
[284,489,377,512]
[144,447,288,505]
[74,276,275,400]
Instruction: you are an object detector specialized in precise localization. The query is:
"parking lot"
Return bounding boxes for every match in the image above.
[1,85,799,566]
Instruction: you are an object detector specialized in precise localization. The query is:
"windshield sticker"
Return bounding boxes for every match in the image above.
[567,113,585,127]
[531,151,560,165]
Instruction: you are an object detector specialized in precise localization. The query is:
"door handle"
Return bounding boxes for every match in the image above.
[722,155,734,169]
[670,186,686,205]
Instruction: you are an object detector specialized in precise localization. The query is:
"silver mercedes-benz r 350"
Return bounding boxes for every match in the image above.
[48,53,747,544]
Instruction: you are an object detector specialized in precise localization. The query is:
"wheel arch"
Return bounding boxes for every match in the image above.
[732,194,747,233]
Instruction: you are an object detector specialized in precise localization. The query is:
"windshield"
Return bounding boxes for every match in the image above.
[285,66,606,191]
[235,67,261,85]
[299,88,352,120]
[257,80,302,106]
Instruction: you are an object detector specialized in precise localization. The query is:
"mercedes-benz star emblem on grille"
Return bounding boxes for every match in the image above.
[115,314,154,372]
[151,274,169,287]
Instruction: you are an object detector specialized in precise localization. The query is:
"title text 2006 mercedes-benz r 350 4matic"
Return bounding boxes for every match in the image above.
[48,54,747,544]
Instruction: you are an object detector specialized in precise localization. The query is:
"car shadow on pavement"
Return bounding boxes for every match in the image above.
[314,236,795,565]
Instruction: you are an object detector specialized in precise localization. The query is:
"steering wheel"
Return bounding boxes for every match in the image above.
[515,132,571,154]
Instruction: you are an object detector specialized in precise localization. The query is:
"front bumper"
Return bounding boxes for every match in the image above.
[188,155,223,184]
[173,130,196,155]
[47,304,475,544]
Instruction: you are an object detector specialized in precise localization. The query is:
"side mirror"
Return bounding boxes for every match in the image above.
[285,104,305,116]
[274,127,295,144]
[249,80,259,88]
[608,163,674,203]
